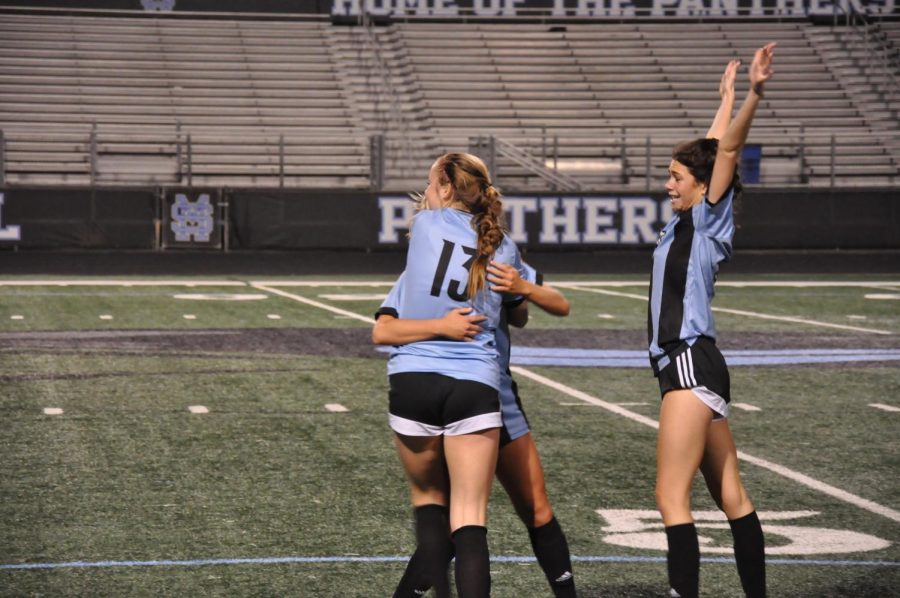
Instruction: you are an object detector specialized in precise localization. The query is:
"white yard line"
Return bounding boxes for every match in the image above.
[869,403,900,413]
[557,285,892,335]
[555,285,647,301]
[551,281,900,288]
[251,283,373,324]
[0,280,246,286]
[250,281,396,287]
[511,366,900,524]
[711,306,891,335]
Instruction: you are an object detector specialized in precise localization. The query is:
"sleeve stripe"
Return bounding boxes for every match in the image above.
[374,307,398,320]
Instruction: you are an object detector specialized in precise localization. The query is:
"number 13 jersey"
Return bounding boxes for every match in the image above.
[377,208,522,390]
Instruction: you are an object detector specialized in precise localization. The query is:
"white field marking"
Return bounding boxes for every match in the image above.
[597,509,891,555]
[869,403,900,413]
[183,315,197,320]
[99,315,113,320]
[0,280,246,286]
[318,293,388,301]
[551,281,900,288]
[188,405,209,414]
[865,293,900,300]
[597,314,616,319]
[512,366,662,430]
[250,283,373,324]
[561,401,649,406]
[173,293,267,301]
[325,403,349,413]
[43,407,63,416]
[846,315,868,320]
[510,365,900,524]
[712,306,891,335]
[732,402,762,412]
[250,281,396,287]
[266,314,282,320]
[557,284,892,335]
[10,315,24,320]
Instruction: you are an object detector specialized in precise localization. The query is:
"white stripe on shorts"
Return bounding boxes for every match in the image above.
[685,348,698,386]
[676,354,687,387]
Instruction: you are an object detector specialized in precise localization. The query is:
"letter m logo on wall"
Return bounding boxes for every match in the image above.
[163,190,221,249]
[0,193,21,242]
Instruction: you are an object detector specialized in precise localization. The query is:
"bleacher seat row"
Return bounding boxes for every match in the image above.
[0,11,896,190]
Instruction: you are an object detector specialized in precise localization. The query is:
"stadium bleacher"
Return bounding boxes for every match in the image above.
[0,13,371,188]
[0,10,897,191]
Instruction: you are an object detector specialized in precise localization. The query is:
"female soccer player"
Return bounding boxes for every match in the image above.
[648,45,775,598]
[381,258,577,597]
[372,152,519,597]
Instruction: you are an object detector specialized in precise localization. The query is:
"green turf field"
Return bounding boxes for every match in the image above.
[1,275,898,597]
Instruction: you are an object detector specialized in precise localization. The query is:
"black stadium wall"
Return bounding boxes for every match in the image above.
[1,187,898,251]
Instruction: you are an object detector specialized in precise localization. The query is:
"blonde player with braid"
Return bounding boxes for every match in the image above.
[373,153,520,597]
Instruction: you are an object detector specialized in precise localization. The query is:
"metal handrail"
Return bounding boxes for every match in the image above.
[483,135,583,192]
[830,2,899,104]
[359,12,416,182]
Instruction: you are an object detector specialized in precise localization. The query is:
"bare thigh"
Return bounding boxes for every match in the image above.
[394,433,449,507]
[495,433,554,528]
[699,419,754,519]
[444,428,500,531]
[656,389,714,526]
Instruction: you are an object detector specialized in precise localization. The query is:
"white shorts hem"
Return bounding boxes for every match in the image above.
[691,386,729,419]
[388,412,502,436]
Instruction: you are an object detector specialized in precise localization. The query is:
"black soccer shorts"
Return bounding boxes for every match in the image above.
[388,372,502,436]
[657,336,731,418]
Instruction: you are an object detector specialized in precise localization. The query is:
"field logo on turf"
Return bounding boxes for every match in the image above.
[171,193,214,243]
[0,193,21,242]
[596,509,891,555]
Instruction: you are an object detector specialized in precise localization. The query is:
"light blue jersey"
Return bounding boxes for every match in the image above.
[648,186,735,372]
[496,258,538,441]
[377,208,521,390]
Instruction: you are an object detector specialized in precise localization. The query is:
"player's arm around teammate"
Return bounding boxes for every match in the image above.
[374,153,513,598]
[650,45,774,598]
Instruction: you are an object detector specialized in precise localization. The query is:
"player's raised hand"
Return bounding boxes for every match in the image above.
[750,42,776,94]
[439,307,486,341]
[719,59,740,100]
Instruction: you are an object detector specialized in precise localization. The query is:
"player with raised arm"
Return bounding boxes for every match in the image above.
[648,45,775,598]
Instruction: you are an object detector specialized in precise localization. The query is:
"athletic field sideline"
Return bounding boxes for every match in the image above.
[1,275,898,597]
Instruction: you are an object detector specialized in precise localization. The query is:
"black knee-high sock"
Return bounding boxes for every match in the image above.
[393,504,453,598]
[527,517,576,598]
[452,525,490,598]
[729,511,766,598]
[665,522,700,598]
